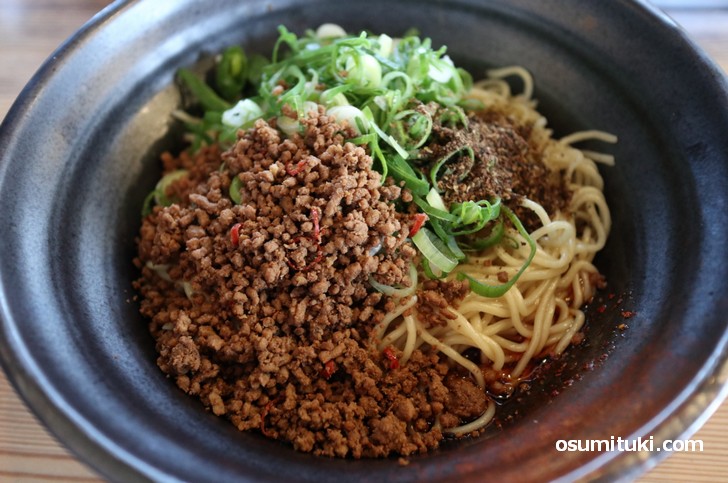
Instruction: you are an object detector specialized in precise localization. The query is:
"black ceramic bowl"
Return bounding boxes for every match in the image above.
[2,1,728,481]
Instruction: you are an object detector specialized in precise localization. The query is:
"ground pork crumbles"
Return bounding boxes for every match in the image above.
[134,108,488,458]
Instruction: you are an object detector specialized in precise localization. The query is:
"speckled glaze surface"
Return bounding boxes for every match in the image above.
[1,1,728,481]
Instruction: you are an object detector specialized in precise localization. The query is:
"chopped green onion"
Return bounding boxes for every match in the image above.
[320,85,351,107]
[141,169,188,216]
[427,217,451,242]
[327,105,369,135]
[146,261,173,282]
[445,234,467,261]
[155,170,188,206]
[277,115,300,136]
[245,54,269,86]
[346,133,390,181]
[429,145,474,190]
[273,65,308,114]
[465,220,505,250]
[412,227,458,274]
[458,97,485,111]
[412,195,457,222]
[387,156,430,197]
[272,25,300,63]
[215,46,248,101]
[369,263,418,297]
[380,71,414,102]
[425,187,447,212]
[177,69,231,112]
[449,199,501,236]
[229,175,242,204]
[146,261,195,300]
[141,190,156,217]
[438,105,468,128]
[344,52,382,88]
[361,106,409,159]
[315,23,347,39]
[428,57,454,83]
[392,109,433,150]
[457,206,536,298]
[422,258,447,279]
[222,99,264,128]
[378,33,393,57]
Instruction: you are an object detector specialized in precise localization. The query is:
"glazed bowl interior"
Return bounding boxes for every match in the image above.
[2,0,728,482]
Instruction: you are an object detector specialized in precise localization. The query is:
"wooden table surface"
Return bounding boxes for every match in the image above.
[1,1,728,481]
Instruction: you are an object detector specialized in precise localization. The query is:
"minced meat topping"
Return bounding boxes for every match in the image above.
[134,108,487,458]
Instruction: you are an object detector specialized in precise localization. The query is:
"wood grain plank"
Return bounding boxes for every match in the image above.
[0,371,103,481]
[0,2,727,482]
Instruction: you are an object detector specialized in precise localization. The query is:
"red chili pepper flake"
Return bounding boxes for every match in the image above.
[301,251,323,271]
[286,208,325,271]
[597,304,607,314]
[286,159,308,176]
[230,223,242,247]
[311,207,321,243]
[608,293,616,300]
[621,310,636,319]
[408,213,428,237]
[321,360,336,379]
[260,396,280,437]
[383,347,400,370]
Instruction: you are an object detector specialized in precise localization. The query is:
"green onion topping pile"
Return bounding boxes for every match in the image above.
[147,24,537,298]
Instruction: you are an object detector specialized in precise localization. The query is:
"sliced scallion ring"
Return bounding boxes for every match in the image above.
[412,227,458,274]
[155,169,189,206]
[369,263,418,297]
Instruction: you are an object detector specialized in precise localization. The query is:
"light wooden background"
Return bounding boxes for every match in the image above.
[1,1,727,481]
